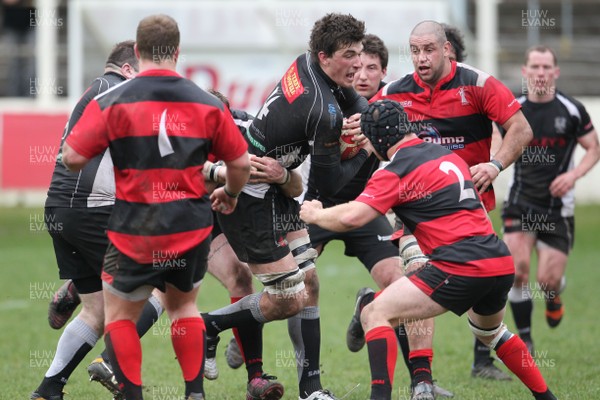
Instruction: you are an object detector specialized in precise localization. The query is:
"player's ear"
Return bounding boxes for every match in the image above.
[134,43,141,60]
[554,66,560,80]
[317,51,330,66]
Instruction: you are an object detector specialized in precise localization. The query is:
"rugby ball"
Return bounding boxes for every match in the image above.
[339,133,360,160]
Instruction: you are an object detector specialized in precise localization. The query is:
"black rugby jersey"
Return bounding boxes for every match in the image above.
[505,91,594,216]
[305,81,386,206]
[246,52,369,199]
[46,72,126,208]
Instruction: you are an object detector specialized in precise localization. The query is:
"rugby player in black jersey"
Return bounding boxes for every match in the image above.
[201,13,374,400]
[503,45,599,354]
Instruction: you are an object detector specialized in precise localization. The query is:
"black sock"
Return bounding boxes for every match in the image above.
[202,293,267,337]
[203,309,264,337]
[473,338,492,365]
[510,299,533,341]
[366,328,395,400]
[36,343,93,396]
[101,295,163,362]
[533,388,558,400]
[396,325,411,377]
[288,307,322,398]
[237,322,264,381]
[410,355,432,386]
[35,317,98,396]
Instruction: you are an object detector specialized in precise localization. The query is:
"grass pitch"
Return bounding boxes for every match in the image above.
[1,205,599,399]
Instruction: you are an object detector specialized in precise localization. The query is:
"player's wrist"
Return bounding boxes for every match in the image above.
[277,169,291,185]
[223,186,240,198]
[487,159,504,174]
[490,158,504,173]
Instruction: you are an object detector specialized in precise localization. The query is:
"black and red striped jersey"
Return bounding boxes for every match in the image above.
[357,138,514,277]
[66,69,248,264]
[46,72,125,208]
[372,61,521,211]
[505,92,594,216]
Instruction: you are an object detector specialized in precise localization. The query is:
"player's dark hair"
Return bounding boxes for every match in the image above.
[441,24,467,62]
[309,13,365,56]
[524,45,557,66]
[208,89,230,109]
[106,40,138,70]
[362,34,389,70]
[136,14,180,62]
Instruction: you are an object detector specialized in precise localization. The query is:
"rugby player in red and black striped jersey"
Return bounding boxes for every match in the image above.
[31,40,161,400]
[62,14,250,400]
[301,100,557,400]
[372,21,534,380]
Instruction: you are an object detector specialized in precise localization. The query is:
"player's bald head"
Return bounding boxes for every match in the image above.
[410,20,447,45]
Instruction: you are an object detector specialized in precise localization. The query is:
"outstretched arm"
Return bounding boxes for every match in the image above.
[300,200,380,232]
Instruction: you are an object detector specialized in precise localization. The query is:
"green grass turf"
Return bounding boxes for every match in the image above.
[1,205,599,399]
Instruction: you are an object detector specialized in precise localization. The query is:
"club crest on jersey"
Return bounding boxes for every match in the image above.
[554,117,567,134]
[457,86,469,105]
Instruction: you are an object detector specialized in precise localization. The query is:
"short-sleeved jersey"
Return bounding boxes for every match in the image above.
[357,138,514,277]
[46,72,125,208]
[245,52,369,199]
[372,61,521,211]
[505,92,594,217]
[66,69,248,264]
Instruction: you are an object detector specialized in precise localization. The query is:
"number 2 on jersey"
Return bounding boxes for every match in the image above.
[439,161,476,202]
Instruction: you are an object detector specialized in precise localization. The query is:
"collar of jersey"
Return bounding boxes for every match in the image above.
[412,60,456,91]
[310,54,341,92]
[397,137,423,149]
[104,71,127,82]
[137,69,181,78]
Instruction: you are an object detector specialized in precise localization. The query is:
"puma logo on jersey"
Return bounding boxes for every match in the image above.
[457,87,469,105]
[158,109,175,157]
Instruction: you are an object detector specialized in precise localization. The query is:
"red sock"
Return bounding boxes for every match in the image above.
[230,296,245,361]
[105,320,142,386]
[366,325,397,399]
[374,290,382,300]
[496,335,548,393]
[171,317,205,382]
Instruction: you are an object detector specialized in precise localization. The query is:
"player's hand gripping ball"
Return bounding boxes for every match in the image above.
[339,132,360,160]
